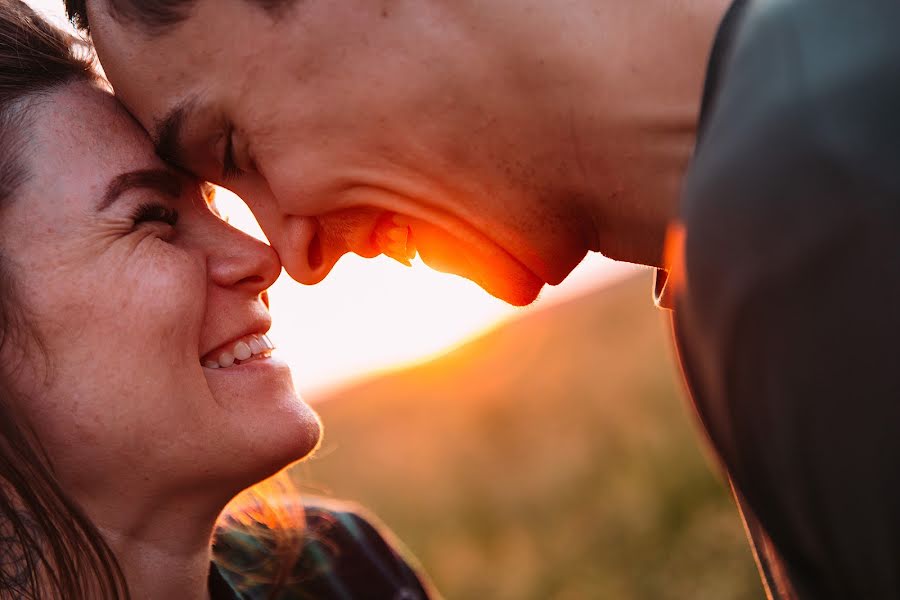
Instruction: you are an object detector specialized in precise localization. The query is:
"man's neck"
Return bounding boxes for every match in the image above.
[484,0,731,267]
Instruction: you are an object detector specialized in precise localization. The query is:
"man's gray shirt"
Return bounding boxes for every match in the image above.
[675,1,900,597]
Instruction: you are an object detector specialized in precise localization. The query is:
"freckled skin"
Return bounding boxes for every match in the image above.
[86,0,729,305]
[0,81,320,598]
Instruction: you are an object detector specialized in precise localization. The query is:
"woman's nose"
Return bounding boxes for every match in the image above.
[208,228,281,295]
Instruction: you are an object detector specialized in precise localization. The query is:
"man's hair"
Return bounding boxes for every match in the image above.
[66,0,295,33]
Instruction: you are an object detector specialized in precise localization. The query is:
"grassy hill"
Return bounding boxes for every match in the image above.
[292,273,764,600]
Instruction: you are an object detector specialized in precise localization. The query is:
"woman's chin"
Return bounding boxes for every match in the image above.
[220,402,322,494]
[202,358,323,471]
[271,400,322,463]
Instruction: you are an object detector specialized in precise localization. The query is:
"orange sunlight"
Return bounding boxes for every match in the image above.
[215,189,639,398]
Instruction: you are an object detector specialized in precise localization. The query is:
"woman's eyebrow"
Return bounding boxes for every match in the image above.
[98,168,184,211]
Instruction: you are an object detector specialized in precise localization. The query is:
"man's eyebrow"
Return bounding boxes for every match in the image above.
[98,168,184,211]
[153,99,196,165]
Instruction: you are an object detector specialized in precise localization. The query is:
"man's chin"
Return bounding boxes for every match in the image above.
[407,217,547,306]
[419,252,545,306]
[477,272,544,306]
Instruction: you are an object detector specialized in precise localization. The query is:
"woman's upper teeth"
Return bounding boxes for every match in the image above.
[202,334,274,369]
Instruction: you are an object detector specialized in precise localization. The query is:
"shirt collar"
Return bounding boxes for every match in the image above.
[209,562,243,600]
[653,268,676,309]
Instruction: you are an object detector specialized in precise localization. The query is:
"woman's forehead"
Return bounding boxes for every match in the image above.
[25,81,164,205]
[48,82,155,155]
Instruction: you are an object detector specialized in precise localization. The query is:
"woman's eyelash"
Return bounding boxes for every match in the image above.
[132,203,179,227]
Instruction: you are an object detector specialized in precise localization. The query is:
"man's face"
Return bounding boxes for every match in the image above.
[87,0,593,305]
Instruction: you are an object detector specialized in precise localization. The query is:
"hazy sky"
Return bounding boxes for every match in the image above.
[25,0,639,395]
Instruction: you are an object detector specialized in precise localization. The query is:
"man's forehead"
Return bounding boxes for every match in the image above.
[88,6,205,115]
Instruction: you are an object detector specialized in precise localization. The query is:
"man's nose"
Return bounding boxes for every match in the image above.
[276,212,384,285]
[276,215,326,284]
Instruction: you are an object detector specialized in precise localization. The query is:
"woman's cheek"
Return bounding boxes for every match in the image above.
[125,243,208,319]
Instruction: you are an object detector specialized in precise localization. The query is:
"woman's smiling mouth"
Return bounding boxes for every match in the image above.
[201,333,274,369]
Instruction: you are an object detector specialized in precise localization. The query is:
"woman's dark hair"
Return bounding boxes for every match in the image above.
[66,0,295,34]
[1,6,313,599]
[0,3,128,598]
[0,5,316,600]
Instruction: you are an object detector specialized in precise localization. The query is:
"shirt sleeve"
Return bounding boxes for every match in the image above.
[676,0,900,598]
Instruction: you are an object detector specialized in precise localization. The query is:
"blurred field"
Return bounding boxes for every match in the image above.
[292,273,764,600]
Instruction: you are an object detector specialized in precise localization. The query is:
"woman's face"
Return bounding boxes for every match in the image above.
[0,82,320,506]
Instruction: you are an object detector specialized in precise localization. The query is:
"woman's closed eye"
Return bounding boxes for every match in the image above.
[132,202,179,228]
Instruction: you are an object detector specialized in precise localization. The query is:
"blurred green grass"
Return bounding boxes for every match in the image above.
[293,273,764,600]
